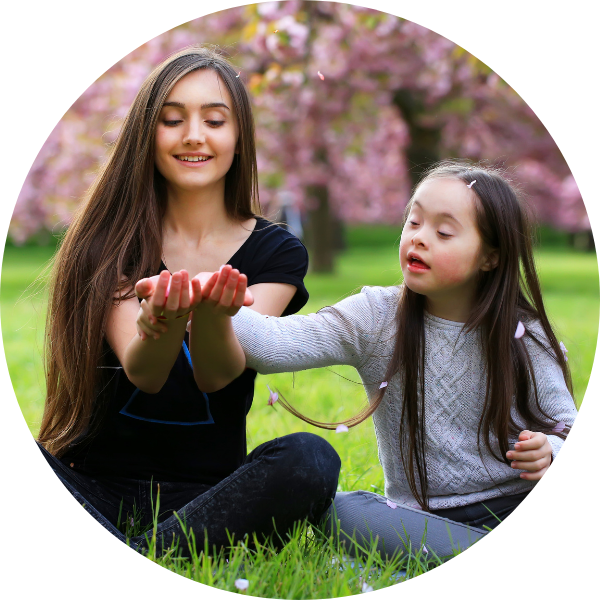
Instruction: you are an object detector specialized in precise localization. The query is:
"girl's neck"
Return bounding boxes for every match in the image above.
[425,292,475,323]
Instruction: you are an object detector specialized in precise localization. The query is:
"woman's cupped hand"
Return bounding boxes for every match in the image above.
[134,266,253,341]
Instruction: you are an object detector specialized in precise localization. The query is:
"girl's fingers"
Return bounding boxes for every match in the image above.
[135,278,152,299]
[519,467,548,481]
[510,456,550,471]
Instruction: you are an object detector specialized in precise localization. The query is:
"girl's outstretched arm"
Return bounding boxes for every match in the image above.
[107,270,201,393]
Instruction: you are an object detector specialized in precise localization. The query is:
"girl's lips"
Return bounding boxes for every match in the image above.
[407,256,431,273]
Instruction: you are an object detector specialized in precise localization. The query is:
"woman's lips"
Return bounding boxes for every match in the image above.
[173,155,213,167]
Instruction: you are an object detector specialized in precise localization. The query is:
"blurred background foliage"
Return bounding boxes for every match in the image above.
[9,1,592,273]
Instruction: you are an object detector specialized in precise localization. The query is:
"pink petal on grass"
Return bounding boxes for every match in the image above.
[335,424,349,433]
[379,381,388,389]
[386,499,397,509]
[422,544,429,555]
[552,421,566,433]
[317,71,325,80]
[361,583,374,593]
[267,385,278,406]
[235,579,249,591]
[514,321,525,339]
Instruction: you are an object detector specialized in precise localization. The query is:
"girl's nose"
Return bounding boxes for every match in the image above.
[411,230,428,247]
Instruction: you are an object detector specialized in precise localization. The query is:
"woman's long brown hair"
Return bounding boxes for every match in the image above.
[278,160,574,511]
[39,46,261,457]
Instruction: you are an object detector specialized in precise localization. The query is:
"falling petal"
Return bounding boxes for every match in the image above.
[236,71,241,78]
[317,71,325,80]
[361,583,374,593]
[274,29,279,32]
[130,517,134,527]
[386,499,397,509]
[559,341,569,362]
[467,180,476,189]
[422,544,429,555]
[552,421,566,433]
[514,321,525,339]
[336,424,349,433]
[235,579,249,591]
[267,385,278,406]
[379,381,388,389]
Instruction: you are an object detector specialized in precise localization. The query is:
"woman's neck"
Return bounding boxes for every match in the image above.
[163,184,231,243]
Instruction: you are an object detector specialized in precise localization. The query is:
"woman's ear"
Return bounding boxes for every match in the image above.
[481,249,499,272]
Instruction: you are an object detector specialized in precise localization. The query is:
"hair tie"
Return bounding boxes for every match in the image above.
[467,180,476,189]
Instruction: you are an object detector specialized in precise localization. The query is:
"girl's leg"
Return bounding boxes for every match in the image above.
[430,491,530,530]
[324,491,486,559]
[135,432,340,556]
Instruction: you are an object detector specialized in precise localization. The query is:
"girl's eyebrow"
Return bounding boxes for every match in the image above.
[162,101,230,110]
[413,200,461,225]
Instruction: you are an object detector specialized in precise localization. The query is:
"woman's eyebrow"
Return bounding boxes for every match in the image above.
[162,101,230,110]
[413,200,461,225]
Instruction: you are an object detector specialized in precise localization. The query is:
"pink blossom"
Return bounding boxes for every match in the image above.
[514,321,525,339]
[267,385,278,406]
[335,424,349,433]
[386,499,397,509]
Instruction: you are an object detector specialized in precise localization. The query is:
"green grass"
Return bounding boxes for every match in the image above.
[1,228,597,596]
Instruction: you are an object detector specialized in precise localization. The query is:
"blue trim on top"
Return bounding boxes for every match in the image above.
[118,341,214,425]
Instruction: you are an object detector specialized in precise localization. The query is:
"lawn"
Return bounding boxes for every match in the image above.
[1,227,597,596]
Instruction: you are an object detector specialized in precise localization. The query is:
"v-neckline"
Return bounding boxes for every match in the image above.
[160,217,261,273]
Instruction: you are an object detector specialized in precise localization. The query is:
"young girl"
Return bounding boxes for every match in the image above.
[37,46,340,556]
[140,161,578,557]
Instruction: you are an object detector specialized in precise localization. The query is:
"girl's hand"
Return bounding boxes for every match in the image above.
[506,430,552,481]
[199,265,254,316]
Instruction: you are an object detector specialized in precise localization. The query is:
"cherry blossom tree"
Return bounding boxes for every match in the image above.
[11,2,587,270]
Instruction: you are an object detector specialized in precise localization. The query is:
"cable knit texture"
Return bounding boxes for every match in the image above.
[232,286,577,510]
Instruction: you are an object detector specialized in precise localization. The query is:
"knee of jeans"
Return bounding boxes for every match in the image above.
[281,432,341,492]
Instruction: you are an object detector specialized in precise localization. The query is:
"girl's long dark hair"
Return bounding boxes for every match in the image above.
[279,160,573,511]
[39,46,261,457]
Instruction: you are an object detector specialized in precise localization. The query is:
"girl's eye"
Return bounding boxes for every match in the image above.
[438,231,452,239]
[206,120,225,127]
[163,120,182,127]
[409,220,419,226]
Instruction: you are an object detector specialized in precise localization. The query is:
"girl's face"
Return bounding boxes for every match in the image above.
[154,69,239,197]
[399,177,496,313]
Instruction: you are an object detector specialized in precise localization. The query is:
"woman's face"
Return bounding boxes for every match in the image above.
[154,69,239,197]
[399,177,494,308]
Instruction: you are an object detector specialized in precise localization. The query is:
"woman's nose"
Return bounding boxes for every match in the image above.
[183,121,206,146]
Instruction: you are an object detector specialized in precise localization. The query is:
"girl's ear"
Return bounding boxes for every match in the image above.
[481,248,499,272]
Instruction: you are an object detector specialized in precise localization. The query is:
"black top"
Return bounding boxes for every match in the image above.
[62,218,309,484]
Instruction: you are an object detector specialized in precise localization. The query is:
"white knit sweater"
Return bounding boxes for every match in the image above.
[233,286,577,509]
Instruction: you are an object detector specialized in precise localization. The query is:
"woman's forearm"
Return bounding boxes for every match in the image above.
[189,306,246,392]
[122,319,188,393]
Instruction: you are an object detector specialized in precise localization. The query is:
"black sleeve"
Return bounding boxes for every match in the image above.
[250,235,309,316]
[235,220,309,316]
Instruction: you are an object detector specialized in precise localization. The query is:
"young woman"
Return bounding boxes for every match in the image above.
[37,46,340,556]
[141,161,578,557]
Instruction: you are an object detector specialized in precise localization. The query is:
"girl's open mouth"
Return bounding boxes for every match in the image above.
[407,255,430,272]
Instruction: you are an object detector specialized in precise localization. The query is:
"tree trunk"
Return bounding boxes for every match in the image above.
[304,183,335,273]
[393,89,442,187]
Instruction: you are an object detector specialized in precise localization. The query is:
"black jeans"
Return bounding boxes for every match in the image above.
[39,432,341,556]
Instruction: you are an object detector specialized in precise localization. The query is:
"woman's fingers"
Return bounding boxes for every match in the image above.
[163,271,183,316]
[206,265,232,303]
[232,273,248,309]
[149,271,171,315]
[190,276,203,308]
[219,269,240,308]
[179,270,191,310]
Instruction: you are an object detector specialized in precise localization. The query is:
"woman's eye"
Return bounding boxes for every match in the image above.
[206,120,225,127]
[163,120,182,127]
